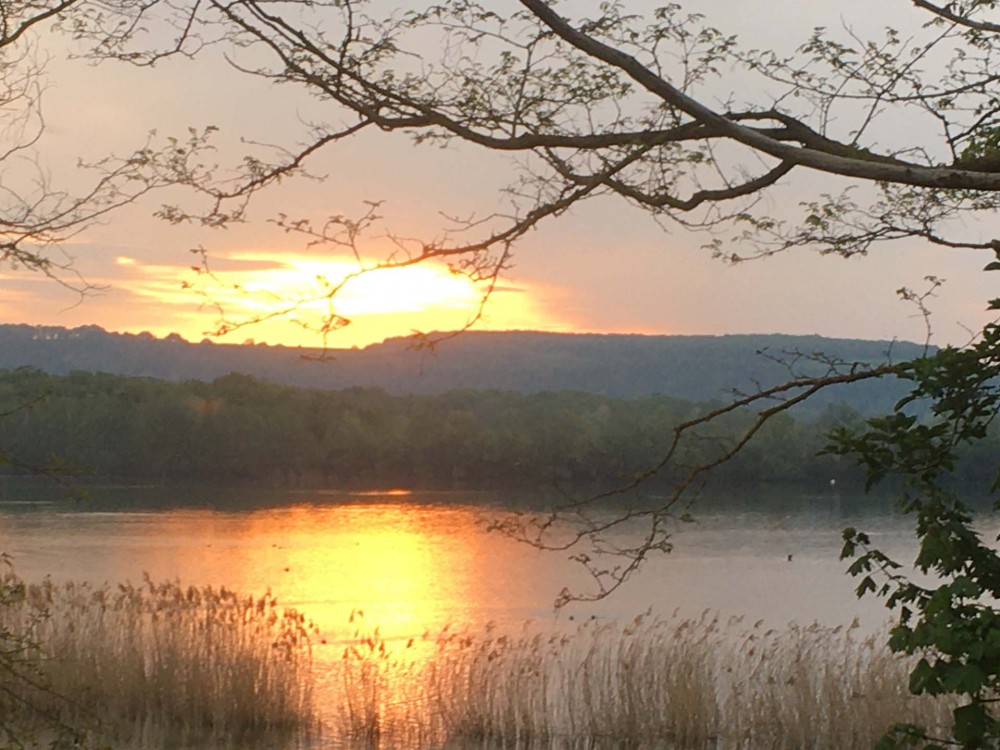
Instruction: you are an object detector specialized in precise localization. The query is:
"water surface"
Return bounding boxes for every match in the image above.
[0,480,933,637]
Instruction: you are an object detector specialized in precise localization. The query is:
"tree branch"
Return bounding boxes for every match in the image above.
[521,0,1000,190]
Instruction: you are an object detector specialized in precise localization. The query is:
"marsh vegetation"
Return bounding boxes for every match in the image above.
[1,571,317,749]
[2,567,954,749]
[336,612,953,750]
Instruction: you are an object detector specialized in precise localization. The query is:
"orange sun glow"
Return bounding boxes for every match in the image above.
[98,250,574,347]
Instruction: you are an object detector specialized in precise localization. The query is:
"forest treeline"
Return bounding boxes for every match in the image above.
[0,325,924,415]
[2,367,993,490]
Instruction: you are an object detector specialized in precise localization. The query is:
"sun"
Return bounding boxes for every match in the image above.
[212,252,488,335]
[279,256,483,316]
[100,249,575,347]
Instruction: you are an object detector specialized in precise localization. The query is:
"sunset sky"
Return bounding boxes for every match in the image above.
[2,1,997,350]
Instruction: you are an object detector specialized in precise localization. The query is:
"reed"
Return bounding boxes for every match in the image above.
[0,569,958,750]
[336,612,955,749]
[0,571,317,749]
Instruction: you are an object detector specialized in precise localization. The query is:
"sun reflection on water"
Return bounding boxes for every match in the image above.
[216,499,518,732]
[202,501,484,643]
[0,485,935,744]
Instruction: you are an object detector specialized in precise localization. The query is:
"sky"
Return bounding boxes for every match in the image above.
[1,0,996,350]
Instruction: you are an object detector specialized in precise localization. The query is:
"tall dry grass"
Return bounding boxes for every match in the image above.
[0,568,958,750]
[336,612,955,749]
[1,572,317,749]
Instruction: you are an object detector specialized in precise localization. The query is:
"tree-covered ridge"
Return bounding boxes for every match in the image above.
[0,325,924,417]
[0,366,986,491]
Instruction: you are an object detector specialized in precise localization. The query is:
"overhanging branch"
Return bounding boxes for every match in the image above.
[521,0,1000,191]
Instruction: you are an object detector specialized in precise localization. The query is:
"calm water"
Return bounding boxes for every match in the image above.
[0,479,936,635]
[4,479,978,746]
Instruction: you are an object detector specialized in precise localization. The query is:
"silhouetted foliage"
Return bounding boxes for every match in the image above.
[830,324,1000,748]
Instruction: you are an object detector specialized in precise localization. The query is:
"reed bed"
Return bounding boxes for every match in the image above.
[0,569,958,750]
[0,571,317,749]
[336,612,956,749]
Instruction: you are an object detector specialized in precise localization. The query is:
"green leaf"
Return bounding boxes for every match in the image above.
[856,575,876,597]
[909,658,938,694]
[952,703,987,745]
[955,664,986,694]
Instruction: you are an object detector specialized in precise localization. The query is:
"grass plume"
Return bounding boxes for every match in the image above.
[0,569,956,749]
[1,571,316,749]
[337,612,954,749]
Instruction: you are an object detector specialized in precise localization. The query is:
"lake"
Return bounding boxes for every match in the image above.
[0,479,933,635]
[1,479,977,747]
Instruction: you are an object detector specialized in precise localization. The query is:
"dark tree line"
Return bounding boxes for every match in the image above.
[0,367,885,490]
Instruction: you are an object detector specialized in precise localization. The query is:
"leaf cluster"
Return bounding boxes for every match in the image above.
[830,326,1000,748]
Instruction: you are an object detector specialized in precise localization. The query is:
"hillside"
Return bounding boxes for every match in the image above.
[0,324,927,415]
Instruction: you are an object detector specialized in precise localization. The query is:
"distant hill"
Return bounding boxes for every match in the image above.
[0,324,929,416]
